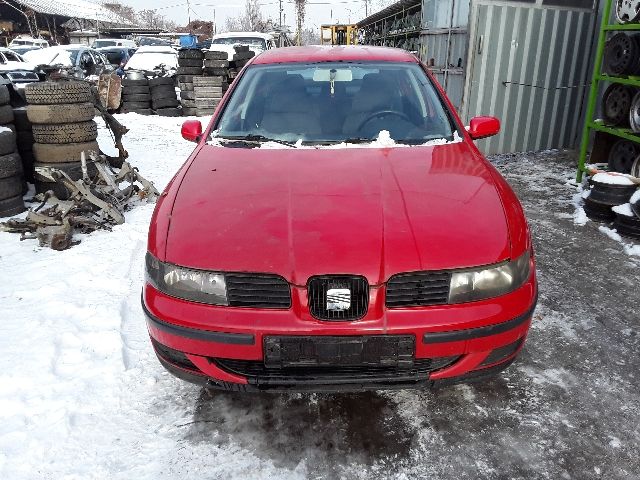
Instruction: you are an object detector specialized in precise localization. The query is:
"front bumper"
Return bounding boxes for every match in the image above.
[143,275,537,391]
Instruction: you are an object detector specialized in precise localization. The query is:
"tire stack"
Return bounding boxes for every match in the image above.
[193,76,225,116]
[583,173,637,222]
[230,45,255,71]
[24,81,99,200]
[121,77,152,115]
[177,49,203,116]
[12,108,35,183]
[0,85,25,217]
[149,77,181,117]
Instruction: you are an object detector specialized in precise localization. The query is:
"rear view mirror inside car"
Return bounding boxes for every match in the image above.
[312,68,353,82]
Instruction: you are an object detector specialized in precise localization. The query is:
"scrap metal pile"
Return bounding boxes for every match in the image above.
[0,80,159,250]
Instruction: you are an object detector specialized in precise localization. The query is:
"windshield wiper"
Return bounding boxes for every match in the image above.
[342,137,374,144]
[217,134,298,148]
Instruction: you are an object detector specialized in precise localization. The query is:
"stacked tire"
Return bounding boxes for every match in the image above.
[193,76,224,116]
[25,81,99,200]
[122,77,152,115]
[177,49,203,116]
[149,77,181,117]
[0,85,25,217]
[231,45,255,70]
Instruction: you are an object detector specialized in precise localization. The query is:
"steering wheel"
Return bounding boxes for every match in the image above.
[356,110,413,134]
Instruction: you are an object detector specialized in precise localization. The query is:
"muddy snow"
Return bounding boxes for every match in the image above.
[1,120,638,479]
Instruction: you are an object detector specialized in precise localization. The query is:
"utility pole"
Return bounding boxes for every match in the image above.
[279,0,283,27]
[187,0,192,31]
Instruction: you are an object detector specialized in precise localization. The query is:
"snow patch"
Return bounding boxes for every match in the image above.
[631,189,640,204]
[592,172,636,186]
[612,203,634,217]
[0,126,11,134]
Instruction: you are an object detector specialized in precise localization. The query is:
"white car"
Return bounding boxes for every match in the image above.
[92,38,137,49]
[23,45,113,79]
[8,36,49,49]
[0,47,39,86]
[124,46,177,73]
[209,32,276,59]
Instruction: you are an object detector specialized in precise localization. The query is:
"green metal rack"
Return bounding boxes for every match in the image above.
[577,0,640,182]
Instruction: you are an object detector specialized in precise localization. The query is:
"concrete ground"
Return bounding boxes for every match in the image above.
[184,151,640,479]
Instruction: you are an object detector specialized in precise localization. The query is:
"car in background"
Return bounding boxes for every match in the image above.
[144,46,538,392]
[137,36,174,47]
[9,45,42,56]
[97,46,136,68]
[8,36,49,49]
[0,47,39,88]
[124,46,177,75]
[209,31,275,58]
[23,45,113,80]
[92,38,137,49]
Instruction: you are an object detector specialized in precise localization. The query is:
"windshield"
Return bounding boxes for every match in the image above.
[93,40,117,48]
[212,37,267,49]
[23,47,77,66]
[104,50,125,65]
[215,62,455,145]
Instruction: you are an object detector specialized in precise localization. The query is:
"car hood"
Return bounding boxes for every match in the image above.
[165,142,511,285]
[0,61,36,72]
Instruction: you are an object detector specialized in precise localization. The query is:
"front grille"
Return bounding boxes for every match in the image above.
[386,271,451,307]
[214,358,434,381]
[226,273,291,308]
[308,275,369,320]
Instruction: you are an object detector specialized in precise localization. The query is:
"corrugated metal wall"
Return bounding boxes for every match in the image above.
[462,1,597,154]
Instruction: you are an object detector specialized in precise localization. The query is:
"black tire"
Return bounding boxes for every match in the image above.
[0,129,16,155]
[194,86,223,96]
[151,86,177,98]
[182,107,197,116]
[203,68,228,77]
[0,152,22,178]
[195,99,220,108]
[156,107,182,117]
[149,77,175,87]
[33,141,100,164]
[25,81,92,105]
[152,98,180,109]
[27,103,95,125]
[604,33,640,76]
[0,85,9,106]
[0,105,14,125]
[177,75,195,83]
[193,76,223,87]
[177,66,202,75]
[35,179,72,200]
[122,101,151,110]
[122,85,150,94]
[179,82,194,91]
[181,99,197,108]
[3,123,16,134]
[205,51,228,60]
[203,59,229,69]
[180,91,196,100]
[122,93,151,102]
[122,78,148,86]
[0,194,25,218]
[178,58,203,67]
[583,197,615,222]
[589,180,637,206]
[602,84,634,127]
[12,108,31,131]
[233,45,250,53]
[17,131,34,152]
[179,49,204,59]
[614,211,640,239]
[0,175,23,200]
[608,140,639,173]
[32,121,98,144]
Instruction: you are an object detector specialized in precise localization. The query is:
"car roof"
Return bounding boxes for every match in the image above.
[252,46,419,65]
[134,46,176,53]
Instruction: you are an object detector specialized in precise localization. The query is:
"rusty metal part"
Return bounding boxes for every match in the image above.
[97,73,122,110]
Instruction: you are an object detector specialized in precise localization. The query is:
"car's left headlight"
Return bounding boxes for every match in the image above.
[145,252,228,305]
[448,250,531,304]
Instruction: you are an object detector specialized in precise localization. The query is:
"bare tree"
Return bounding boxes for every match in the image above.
[300,27,319,46]
[294,0,307,46]
[224,0,268,32]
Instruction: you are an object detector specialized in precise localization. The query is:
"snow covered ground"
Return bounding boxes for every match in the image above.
[1,120,639,479]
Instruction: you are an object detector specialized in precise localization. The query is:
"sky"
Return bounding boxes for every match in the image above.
[118,0,388,34]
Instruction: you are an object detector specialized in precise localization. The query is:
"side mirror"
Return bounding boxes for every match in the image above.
[468,116,500,140]
[181,120,203,142]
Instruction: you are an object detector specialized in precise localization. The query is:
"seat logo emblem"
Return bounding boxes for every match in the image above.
[326,288,351,311]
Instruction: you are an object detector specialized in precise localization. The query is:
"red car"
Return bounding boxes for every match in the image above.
[143,46,537,392]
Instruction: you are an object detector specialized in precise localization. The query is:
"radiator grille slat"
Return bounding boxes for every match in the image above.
[226,273,291,308]
[386,271,451,307]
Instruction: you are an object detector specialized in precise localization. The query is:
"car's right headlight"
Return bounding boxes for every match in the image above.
[448,250,531,304]
[145,252,228,305]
